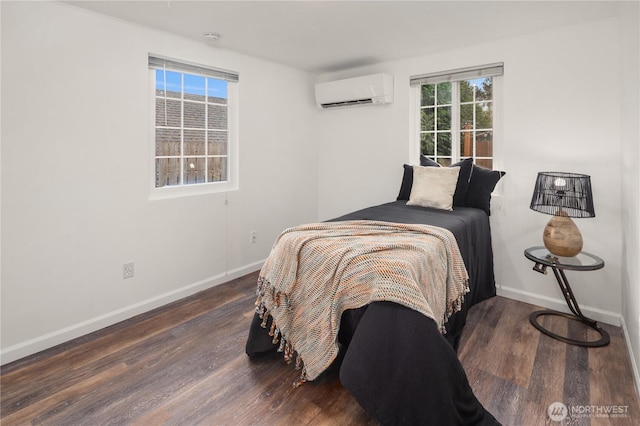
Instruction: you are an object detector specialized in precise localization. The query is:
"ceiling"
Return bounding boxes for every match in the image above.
[65,1,621,73]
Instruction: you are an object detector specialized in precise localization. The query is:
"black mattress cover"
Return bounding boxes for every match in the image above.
[246,201,500,425]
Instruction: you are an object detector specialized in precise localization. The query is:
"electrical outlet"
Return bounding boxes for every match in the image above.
[250,231,257,244]
[123,262,135,279]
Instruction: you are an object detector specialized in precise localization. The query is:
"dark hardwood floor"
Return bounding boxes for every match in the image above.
[2,271,638,425]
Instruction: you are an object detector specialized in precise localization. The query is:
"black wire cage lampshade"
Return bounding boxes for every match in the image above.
[529,172,595,257]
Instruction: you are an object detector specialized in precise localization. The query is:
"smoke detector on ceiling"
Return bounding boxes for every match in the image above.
[203,32,222,42]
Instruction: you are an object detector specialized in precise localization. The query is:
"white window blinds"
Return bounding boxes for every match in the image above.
[410,62,503,86]
[148,54,239,82]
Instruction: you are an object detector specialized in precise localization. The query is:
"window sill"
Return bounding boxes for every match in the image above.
[149,182,238,200]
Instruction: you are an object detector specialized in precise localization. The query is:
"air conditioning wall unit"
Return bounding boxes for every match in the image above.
[315,73,394,109]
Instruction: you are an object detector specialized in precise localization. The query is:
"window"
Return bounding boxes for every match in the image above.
[411,63,503,169]
[149,55,239,195]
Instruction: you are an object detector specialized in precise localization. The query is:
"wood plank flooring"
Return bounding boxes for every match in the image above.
[2,271,638,425]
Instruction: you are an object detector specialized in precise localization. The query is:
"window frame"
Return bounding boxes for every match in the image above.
[148,55,239,200]
[409,63,503,170]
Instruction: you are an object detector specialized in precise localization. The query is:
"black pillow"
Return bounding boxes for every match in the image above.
[397,164,414,201]
[420,154,439,167]
[465,165,506,216]
[450,158,473,207]
[398,157,473,207]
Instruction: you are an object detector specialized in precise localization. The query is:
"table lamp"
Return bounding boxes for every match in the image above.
[529,172,595,257]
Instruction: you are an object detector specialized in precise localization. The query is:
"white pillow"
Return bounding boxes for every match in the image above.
[407,165,460,211]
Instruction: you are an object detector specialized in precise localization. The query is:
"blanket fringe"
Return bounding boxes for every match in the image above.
[293,367,307,388]
[256,277,308,387]
[440,286,469,333]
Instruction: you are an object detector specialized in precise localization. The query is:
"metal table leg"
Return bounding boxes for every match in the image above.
[529,263,610,347]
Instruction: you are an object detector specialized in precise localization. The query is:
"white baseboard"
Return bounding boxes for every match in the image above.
[619,315,640,403]
[0,260,265,366]
[496,285,622,326]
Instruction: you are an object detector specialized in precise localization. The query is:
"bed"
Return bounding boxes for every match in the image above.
[245,160,504,425]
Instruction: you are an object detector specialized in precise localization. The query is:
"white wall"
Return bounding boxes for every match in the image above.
[317,15,632,328]
[619,1,640,389]
[0,1,318,363]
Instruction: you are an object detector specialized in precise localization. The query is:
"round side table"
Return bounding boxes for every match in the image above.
[524,246,609,347]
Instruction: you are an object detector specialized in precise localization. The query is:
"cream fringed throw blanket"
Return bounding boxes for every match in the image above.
[255,220,469,384]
